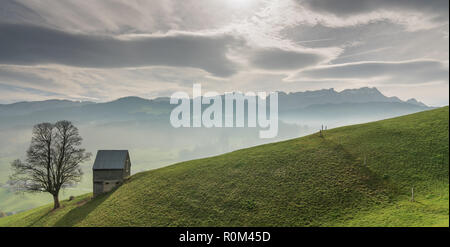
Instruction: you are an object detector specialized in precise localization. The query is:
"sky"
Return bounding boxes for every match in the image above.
[0,0,448,106]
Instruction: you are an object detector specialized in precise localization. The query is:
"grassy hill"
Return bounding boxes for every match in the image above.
[0,107,448,227]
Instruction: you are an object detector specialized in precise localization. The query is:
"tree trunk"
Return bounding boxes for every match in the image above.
[53,194,60,209]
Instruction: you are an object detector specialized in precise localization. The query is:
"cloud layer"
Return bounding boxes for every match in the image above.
[292,60,449,84]
[0,23,243,77]
[300,0,448,17]
[250,48,326,70]
[0,0,448,106]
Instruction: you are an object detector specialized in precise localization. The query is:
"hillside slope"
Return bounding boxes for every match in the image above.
[1,107,448,227]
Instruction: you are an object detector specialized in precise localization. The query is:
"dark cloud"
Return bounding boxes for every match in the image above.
[283,21,449,64]
[299,0,449,17]
[0,23,240,77]
[0,0,267,35]
[0,0,46,25]
[250,47,325,70]
[282,21,399,49]
[297,60,449,84]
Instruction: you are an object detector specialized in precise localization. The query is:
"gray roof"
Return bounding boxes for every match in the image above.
[93,150,129,170]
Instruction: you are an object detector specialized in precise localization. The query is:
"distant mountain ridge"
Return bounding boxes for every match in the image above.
[0,87,432,128]
[278,87,427,111]
[0,87,429,114]
[0,99,95,116]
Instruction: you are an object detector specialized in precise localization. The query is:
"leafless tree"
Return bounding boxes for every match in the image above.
[9,121,91,209]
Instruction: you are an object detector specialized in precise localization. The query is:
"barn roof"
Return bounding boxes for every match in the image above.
[93,150,129,170]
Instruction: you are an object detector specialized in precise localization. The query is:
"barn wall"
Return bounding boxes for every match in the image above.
[93,182,103,196]
[93,169,127,197]
[124,157,131,177]
[92,155,132,197]
[93,169,125,181]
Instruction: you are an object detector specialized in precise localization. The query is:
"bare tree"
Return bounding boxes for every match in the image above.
[9,121,91,209]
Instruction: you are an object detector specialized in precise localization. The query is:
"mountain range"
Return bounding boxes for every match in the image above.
[0,87,430,125]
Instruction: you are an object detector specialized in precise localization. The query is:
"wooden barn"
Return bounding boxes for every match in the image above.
[92,150,131,197]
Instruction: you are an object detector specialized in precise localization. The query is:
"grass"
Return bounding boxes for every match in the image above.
[0,169,92,213]
[0,107,448,226]
[0,194,92,226]
[331,185,449,226]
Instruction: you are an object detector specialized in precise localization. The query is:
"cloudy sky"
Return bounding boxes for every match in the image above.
[0,0,448,105]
